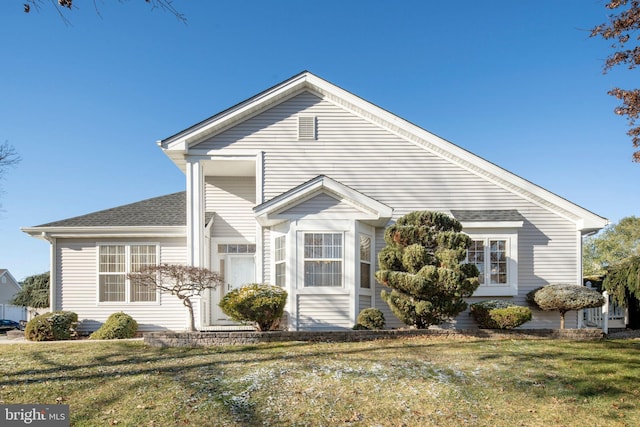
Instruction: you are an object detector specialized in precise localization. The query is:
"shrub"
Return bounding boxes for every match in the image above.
[90,312,138,340]
[219,283,288,331]
[376,211,480,329]
[470,300,532,329]
[25,311,78,341]
[354,308,386,330]
[527,284,605,329]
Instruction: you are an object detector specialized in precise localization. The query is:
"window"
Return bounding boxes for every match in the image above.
[275,236,286,287]
[129,245,157,302]
[98,244,157,303]
[466,233,517,296]
[217,243,256,254]
[216,242,256,285]
[304,233,342,287]
[360,234,372,288]
[469,239,507,285]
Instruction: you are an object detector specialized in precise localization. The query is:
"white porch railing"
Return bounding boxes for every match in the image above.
[583,290,628,334]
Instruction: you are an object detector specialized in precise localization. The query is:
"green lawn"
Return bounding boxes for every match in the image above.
[0,336,638,426]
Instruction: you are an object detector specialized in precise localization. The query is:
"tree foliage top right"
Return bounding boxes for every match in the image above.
[375,211,480,329]
[591,0,640,161]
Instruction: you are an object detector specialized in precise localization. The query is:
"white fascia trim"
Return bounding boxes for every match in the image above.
[187,150,262,158]
[161,74,310,151]
[21,226,186,240]
[255,176,393,226]
[460,221,524,229]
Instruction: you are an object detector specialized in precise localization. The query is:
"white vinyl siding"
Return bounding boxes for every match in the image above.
[297,294,351,330]
[55,237,187,332]
[205,176,256,240]
[359,295,372,314]
[280,193,362,218]
[195,91,581,329]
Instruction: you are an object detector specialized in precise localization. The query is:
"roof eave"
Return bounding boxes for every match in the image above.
[159,71,313,152]
[21,226,186,240]
[254,175,393,227]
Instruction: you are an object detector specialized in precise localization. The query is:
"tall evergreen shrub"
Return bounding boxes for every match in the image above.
[375,211,480,328]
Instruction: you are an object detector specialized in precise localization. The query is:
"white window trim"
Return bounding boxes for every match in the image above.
[96,242,161,305]
[359,233,373,292]
[302,231,344,288]
[273,234,287,287]
[465,231,518,297]
[212,237,257,285]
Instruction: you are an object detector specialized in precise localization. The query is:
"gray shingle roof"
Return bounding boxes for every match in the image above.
[450,209,524,222]
[35,192,187,228]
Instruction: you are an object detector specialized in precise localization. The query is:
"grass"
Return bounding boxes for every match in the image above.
[0,336,639,426]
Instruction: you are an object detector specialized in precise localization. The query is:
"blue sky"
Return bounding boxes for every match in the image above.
[0,0,637,281]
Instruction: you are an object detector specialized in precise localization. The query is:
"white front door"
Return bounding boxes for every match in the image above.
[212,254,256,322]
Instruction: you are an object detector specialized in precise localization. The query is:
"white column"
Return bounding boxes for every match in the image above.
[255,151,265,283]
[186,158,205,267]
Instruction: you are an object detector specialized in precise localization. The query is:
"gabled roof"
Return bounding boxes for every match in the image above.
[254,175,393,227]
[22,192,187,240]
[0,269,21,290]
[159,71,607,233]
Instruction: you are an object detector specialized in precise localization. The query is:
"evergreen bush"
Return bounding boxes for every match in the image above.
[90,312,138,340]
[470,300,532,329]
[527,284,605,329]
[219,283,288,331]
[375,211,480,328]
[25,311,78,341]
[354,308,386,330]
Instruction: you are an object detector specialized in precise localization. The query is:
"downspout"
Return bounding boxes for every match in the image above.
[41,232,57,312]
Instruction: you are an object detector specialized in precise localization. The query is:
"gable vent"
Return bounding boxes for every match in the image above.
[298,116,316,140]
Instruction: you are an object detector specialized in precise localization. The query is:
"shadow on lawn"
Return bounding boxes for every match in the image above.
[2,338,639,425]
[475,339,640,399]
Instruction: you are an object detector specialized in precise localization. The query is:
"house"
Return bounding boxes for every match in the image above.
[0,269,27,322]
[22,71,608,332]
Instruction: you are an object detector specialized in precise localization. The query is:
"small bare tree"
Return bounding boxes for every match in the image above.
[128,264,223,332]
[1,141,21,180]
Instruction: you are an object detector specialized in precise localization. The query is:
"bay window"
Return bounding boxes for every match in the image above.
[274,235,286,287]
[359,234,372,288]
[303,233,343,287]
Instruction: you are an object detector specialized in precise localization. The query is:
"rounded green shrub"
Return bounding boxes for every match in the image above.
[25,311,78,341]
[470,300,532,329]
[354,308,386,330]
[527,283,605,329]
[219,283,288,331]
[90,312,138,340]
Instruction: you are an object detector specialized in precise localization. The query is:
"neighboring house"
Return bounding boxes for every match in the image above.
[0,269,27,322]
[22,71,608,332]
